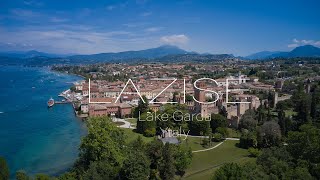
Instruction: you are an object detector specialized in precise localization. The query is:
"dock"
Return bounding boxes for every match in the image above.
[55,101,72,104]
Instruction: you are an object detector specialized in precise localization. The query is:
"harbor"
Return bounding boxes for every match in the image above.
[48,85,88,118]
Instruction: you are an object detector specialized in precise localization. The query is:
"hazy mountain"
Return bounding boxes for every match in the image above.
[246,45,320,59]
[156,53,234,63]
[0,50,64,58]
[269,45,320,58]
[245,51,282,59]
[69,45,189,61]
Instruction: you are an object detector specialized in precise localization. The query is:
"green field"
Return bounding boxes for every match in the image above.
[180,137,219,151]
[183,140,253,180]
[125,118,137,125]
[120,126,251,180]
[122,128,154,143]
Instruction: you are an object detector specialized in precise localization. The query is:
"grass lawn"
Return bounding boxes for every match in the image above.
[112,121,125,126]
[180,137,219,151]
[183,140,252,180]
[121,128,154,143]
[183,157,256,180]
[125,118,137,128]
[227,128,241,138]
[125,118,137,125]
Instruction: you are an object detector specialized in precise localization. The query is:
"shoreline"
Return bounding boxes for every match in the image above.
[49,66,86,80]
[0,65,86,178]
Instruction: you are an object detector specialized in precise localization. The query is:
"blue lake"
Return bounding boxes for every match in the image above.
[0,66,86,177]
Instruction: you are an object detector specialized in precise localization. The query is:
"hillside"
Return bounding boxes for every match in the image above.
[246,45,320,59]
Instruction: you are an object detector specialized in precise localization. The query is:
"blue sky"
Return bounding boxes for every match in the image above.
[0,0,319,56]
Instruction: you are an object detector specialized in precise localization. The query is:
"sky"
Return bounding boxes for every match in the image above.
[0,0,319,56]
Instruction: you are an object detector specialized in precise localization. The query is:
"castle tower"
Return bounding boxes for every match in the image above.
[249,96,256,110]
[194,81,209,118]
[237,102,246,117]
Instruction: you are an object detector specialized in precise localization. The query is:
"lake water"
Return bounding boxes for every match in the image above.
[0,66,86,177]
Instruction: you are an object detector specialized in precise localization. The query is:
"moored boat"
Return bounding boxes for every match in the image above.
[47,98,54,107]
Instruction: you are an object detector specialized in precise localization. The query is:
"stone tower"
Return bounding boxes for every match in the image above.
[194,81,209,118]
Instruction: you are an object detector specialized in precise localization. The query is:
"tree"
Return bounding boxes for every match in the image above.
[241,162,268,179]
[210,114,227,133]
[216,127,229,138]
[267,91,274,108]
[257,121,281,148]
[257,146,292,177]
[159,143,176,180]
[136,112,156,136]
[83,160,120,180]
[239,109,257,131]
[239,131,257,148]
[147,140,163,171]
[292,84,311,126]
[134,95,149,118]
[156,104,189,130]
[16,170,29,180]
[172,92,179,103]
[120,151,150,180]
[58,172,77,180]
[311,85,320,124]
[128,136,146,152]
[76,116,125,172]
[0,156,9,180]
[219,106,228,118]
[188,120,211,136]
[277,105,288,136]
[34,174,50,180]
[185,94,193,102]
[285,167,313,180]
[212,163,244,180]
[173,145,192,176]
[248,148,261,157]
[287,124,320,172]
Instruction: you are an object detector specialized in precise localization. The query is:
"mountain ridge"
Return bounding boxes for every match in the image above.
[246,45,320,59]
[69,45,189,61]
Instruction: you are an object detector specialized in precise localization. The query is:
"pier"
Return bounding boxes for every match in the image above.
[55,100,72,104]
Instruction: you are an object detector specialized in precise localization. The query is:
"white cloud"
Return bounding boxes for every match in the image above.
[106,5,116,11]
[145,27,162,32]
[0,26,161,54]
[160,34,189,45]
[140,12,152,17]
[288,43,299,48]
[106,2,128,11]
[23,0,43,7]
[288,38,320,48]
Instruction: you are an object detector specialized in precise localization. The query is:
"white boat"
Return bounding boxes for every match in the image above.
[47,98,54,108]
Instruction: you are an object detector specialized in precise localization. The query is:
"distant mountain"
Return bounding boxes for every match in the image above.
[245,51,282,59]
[246,45,320,59]
[0,50,63,58]
[69,45,189,62]
[156,53,234,63]
[269,45,320,58]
